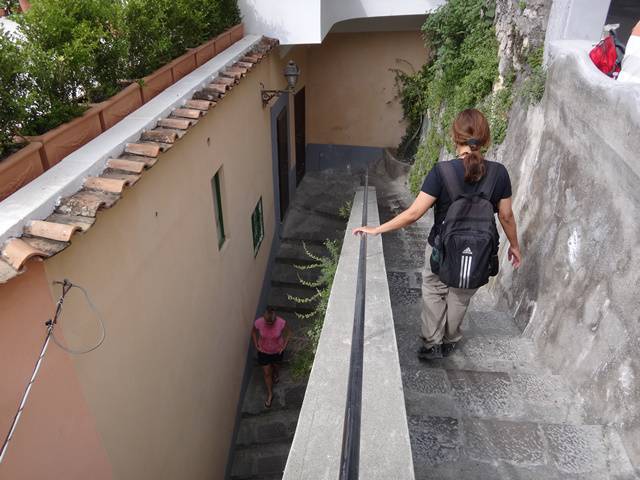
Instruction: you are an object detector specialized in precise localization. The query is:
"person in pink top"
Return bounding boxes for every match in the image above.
[252,308,290,408]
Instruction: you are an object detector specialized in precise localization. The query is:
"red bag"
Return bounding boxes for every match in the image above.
[589,35,621,77]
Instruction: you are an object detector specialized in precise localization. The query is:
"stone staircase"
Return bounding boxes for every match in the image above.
[228,171,360,480]
[374,177,637,479]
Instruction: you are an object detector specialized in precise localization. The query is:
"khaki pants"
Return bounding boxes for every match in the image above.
[421,259,478,347]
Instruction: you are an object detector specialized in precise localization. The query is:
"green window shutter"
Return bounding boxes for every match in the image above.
[212,171,225,249]
[252,197,264,254]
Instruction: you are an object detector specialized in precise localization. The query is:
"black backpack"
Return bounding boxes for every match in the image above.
[431,161,500,289]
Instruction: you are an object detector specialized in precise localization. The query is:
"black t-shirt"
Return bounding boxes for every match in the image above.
[421,158,512,245]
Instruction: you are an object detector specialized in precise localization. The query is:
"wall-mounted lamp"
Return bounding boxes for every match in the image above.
[260,60,300,107]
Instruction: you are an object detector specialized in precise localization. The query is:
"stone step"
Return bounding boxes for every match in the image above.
[241,366,307,415]
[408,416,635,480]
[230,441,290,479]
[395,324,541,375]
[290,203,346,222]
[276,240,331,263]
[270,263,320,286]
[402,367,584,425]
[267,285,319,314]
[236,409,300,447]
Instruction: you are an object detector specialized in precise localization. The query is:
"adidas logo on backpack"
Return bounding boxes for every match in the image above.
[432,162,500,289]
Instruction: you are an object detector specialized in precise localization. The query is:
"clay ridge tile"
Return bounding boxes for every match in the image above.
[125,142,160,158]
[25,220,80,242]
[141,129,178,144]
[2,238,46,270]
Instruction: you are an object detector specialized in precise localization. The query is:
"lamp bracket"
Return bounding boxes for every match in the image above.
[260,82,290,107]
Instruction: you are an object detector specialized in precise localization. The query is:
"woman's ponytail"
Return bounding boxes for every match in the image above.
[451,109,491,183]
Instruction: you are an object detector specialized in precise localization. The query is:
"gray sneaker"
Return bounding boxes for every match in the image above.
[442,342,457,357]
[417,344,443,360]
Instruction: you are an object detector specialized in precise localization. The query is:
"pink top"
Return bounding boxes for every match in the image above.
[254,316,286,354]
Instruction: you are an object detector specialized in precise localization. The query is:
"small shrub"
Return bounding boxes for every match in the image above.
[521,47,546,104]
[338,200,353,220]
[2,0,241,145]
[19,0,128,103]
[288,239,341,379]
[125,0,242,78]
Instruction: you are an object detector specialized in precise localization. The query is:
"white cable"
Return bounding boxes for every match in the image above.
[51,283,106,355]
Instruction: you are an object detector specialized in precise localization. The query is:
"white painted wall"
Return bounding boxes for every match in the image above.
[239,0,444,44]
[545,0,612,63]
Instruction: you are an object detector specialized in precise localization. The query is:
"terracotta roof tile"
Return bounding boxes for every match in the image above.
[57,189,119,217]
[117,154,158,168]
[22,237,69,257]
[207,83,228,94]
[157,118,195,130]
[141,140,172,153]
[0,35,280,285]
[192,90,222,102]
[227,66,247,76]
[184,99,215,111]
[24,220,80,242]
[152,127,187,139]
[222,69,242,80]
[172,108,204,120]
[101,171,142,186]
[141,129,178,144]
[106,158,146,174]
[125,142,160,158]
[84,176,128,194]
[215,76,236,87]
[46,213,95,232]
[2,238,46,270]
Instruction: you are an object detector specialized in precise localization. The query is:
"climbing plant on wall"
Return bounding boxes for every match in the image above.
[396,0,545,195]
[397,0,502,194]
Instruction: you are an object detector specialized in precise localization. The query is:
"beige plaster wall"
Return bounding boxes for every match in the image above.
[42,49,305,480]
[0,261,112,480]
[306,31,428,148]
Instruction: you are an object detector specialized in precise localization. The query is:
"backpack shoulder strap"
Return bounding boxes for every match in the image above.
[437,161,463,201]
[478,162,500,200]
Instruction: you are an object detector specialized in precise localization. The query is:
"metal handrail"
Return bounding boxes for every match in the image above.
[339,170,368,479]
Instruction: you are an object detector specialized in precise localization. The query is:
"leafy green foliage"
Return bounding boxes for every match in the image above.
[288,240,341,379]
[521,47,546,104]
[124,0,241,78]
[19,0,128,104]
[338,200,353,220]
[398,0,501,194]
[1,0,241,151]
[398,0,546,195]
[2,0,20,15]
[0,28,27,157]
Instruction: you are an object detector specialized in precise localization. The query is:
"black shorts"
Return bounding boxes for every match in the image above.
[257,351,284,366]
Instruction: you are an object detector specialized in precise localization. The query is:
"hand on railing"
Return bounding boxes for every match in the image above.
[352,225,380,236]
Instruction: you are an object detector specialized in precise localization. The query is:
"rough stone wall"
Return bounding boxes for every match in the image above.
[494,0,550,78]
[488,48,640,469]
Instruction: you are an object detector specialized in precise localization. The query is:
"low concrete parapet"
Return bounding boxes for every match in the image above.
[283,186,414,479]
